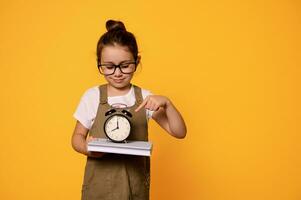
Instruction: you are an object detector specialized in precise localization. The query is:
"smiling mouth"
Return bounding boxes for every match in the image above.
[113,79,124,83]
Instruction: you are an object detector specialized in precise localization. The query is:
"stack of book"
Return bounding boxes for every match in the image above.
[88,138,153,157]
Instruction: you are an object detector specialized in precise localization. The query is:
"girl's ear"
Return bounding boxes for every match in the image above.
[136,55,141,65]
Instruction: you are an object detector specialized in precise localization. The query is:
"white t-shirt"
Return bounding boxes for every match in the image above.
[73,85,154,130]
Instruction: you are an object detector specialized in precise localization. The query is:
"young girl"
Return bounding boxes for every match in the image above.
[72,19,187,200]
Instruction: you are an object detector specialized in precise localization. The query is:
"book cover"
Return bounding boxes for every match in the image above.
[88,138,153,157]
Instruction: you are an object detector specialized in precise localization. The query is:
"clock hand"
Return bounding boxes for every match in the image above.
[117,117,119,129]
[110,117,119,132]
[110,127,118,132]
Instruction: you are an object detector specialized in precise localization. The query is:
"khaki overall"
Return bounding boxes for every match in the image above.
[81,84,150,200]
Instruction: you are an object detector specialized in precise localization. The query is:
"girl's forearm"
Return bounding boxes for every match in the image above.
[165,100,187,138]
[72,133,88,155]
[72,133,105,158]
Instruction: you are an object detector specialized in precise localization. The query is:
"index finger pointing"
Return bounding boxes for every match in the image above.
[135,98,148,112]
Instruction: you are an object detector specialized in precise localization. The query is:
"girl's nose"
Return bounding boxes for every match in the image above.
[114,67,122,76]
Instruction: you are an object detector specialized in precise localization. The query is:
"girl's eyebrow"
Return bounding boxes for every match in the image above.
[102,60,134,64]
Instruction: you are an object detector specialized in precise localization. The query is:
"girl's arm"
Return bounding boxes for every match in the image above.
[135,95,187,139]
[71,121,104,157]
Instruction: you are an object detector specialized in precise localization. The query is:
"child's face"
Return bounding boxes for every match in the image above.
[101,45,135,89]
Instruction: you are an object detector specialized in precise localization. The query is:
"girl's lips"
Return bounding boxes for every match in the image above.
[112,79,124,83]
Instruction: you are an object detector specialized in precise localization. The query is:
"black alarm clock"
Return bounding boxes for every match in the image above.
[103,108,133,143]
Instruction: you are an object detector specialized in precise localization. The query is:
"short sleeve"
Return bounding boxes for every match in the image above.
[73,87,99,129]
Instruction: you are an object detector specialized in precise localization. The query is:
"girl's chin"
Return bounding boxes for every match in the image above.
[109,81,131,89]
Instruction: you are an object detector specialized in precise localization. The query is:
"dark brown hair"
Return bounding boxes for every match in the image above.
[96,20,139,65]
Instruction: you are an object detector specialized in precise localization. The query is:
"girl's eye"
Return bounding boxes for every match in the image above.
[120,64,130,69]
[105,65,115,70]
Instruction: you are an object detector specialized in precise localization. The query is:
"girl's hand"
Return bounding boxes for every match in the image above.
[86,136,105,158]
[135,95,170,112]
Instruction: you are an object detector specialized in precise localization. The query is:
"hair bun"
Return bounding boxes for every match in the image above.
[106,20,126,32]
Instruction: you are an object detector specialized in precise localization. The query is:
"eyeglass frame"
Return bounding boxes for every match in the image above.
[97,60,138,75]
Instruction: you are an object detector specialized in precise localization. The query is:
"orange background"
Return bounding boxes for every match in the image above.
[0,1,300,200]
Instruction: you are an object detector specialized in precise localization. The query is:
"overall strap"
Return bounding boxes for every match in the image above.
[99,84,108,104]
[133,85,143,105]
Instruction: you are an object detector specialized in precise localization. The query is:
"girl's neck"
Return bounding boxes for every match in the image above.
[107,84,132,97]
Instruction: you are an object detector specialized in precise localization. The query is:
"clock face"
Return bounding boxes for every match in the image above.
[104,114,131,142]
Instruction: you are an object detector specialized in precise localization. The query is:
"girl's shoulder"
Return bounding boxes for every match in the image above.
[140,88,152,98]
[80,85,100,101]
[132,84,153,98]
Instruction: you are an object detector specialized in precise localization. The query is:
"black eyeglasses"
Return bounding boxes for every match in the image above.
[98,61,137,75]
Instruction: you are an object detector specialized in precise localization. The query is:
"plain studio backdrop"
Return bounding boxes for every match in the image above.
[0,1,300,200]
